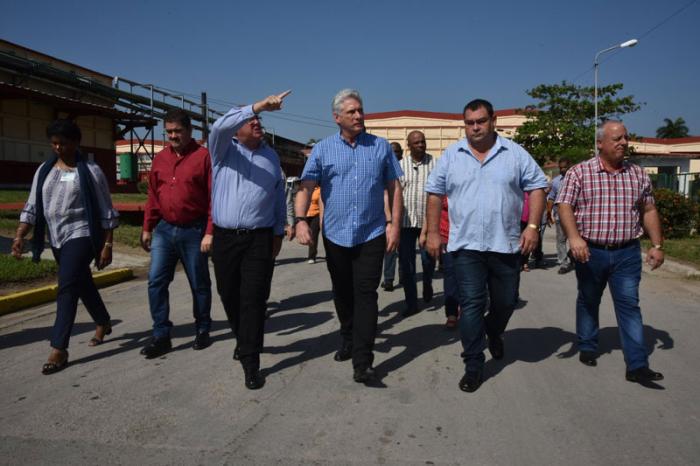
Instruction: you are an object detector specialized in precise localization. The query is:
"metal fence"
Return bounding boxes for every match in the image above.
[650,172,700,202]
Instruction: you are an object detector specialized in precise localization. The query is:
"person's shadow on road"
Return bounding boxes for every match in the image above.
[484,324,673,390]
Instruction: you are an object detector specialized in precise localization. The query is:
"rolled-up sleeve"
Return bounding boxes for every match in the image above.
[425,151,448,195]
[19,164,44,225]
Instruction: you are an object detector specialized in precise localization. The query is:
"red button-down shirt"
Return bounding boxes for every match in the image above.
[555,157,654,244]
[143,140,213,234]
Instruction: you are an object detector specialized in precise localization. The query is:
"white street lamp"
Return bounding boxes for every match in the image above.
[594,38,638,153]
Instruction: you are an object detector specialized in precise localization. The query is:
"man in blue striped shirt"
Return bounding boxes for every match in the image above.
[295,89,403,384]
[209,90,290,390]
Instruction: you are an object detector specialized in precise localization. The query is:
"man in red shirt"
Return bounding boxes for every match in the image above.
[140,109,213,358]
[557,120,665,385]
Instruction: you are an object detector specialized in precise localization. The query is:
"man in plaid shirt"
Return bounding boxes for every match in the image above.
[556,120,665,385]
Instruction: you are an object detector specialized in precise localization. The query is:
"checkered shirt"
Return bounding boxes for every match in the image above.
[555,157,654,244]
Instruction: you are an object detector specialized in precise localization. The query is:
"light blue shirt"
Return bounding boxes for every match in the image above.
[425,135,548,254]
[301,132,403,247]
[548,174,563,220]
[209,105,285,235]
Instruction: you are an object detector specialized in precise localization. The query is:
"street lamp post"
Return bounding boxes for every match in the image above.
[593,39,638,153]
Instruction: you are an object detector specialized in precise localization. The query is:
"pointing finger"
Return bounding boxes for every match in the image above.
[277,89,292,100]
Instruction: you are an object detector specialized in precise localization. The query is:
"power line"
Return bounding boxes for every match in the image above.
[569,0,698,84]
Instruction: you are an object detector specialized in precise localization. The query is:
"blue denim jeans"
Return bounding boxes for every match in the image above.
[399,227,435,310]
[452,250,520,372]
[441,247,459,318]
[574,241,648,370]
[148,220,212,338]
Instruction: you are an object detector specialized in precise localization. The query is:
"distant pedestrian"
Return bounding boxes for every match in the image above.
[12,119,119,374]
[304,186,323,263]
[295,89,403,384]
[209,90,290,390]
[556,120,665,384]
[398,130,436,317]
[425,98,548,393]
[381,142,404,291]
[547,158,574,274]
[140,109,213,359]
[439,197,459,329]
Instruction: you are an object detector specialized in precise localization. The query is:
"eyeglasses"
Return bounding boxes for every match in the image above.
[464,117,491,127]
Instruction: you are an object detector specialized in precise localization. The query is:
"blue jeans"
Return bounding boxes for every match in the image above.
[441,247,459,317]
[399,227,435,310]
[383,250,398,283]
[452,250,520,372]
[148,220,212,338]
[574,241,648,370]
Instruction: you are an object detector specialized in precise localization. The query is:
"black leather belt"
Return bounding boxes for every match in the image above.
[214,225,272,235]
[587,239,638,251]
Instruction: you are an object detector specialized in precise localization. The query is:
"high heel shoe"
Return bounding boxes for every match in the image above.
[88,323,112,347]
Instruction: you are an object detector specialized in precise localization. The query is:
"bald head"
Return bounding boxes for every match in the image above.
[407,131,427,161]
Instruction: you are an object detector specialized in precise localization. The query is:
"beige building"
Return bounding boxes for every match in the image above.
[365,109,526,156]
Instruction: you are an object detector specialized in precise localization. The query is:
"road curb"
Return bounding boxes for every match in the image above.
[0,268,133,316]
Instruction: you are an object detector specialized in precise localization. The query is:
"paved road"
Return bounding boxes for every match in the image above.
[1,231,699,465]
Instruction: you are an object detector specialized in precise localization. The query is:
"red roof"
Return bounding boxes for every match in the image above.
[365,109,522,121]
[636,137,700,144]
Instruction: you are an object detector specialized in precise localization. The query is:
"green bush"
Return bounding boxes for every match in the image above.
[653,188,699,238]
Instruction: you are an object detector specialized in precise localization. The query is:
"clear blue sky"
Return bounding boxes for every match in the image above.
[2,0,699,144]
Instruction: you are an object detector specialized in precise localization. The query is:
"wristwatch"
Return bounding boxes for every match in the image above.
[293,217,307,226]
[526,223,540,232]
[652,244,663,251]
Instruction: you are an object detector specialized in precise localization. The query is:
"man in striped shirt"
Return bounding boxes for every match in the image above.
[556,120,665,385]
[398,131,436,317]
[295,89,403,384]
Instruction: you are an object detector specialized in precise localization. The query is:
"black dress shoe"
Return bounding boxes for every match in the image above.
[458,370,483,393]
[353,366,377,383]
[232,345,240,361]
[140,337,172,359]
[244,367,264,390]
[626,367,664,383]
[382,281,394,292]
[423,283,433,303]
[193,332,211,351]
[488,334,504,360]
[334,342,352,361]
[579,351,598,367]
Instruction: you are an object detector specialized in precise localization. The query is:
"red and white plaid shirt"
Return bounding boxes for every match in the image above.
[555,157,654,245]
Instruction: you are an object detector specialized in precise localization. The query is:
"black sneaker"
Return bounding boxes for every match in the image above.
[140,337,172,359]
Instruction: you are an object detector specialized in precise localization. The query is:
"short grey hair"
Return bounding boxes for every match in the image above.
[332,89,363,114]
[596,120,624,141]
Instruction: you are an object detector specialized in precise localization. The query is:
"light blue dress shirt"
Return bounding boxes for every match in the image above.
[425,135,548,254]
[301,132,403,247]
[209,105,285,235]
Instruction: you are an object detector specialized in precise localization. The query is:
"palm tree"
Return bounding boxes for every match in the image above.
[656,117,689,138]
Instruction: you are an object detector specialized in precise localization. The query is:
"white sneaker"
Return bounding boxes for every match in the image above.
[307,259,316,264]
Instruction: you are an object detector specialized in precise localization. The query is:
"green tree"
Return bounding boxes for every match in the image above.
[514,81,641,165]
[656,117,689,138]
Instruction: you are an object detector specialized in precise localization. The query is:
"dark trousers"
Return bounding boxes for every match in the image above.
[399,227,435,311]
[212,226,273,370]
[50,237,110,350]
[323,234,385,369]
[452,250,520,372]
[306,215,321,260]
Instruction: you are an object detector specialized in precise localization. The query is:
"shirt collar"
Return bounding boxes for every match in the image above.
[167,139,199,157]
[457,134,506,161]
[335,130,367,147]
[594,156,629,173]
